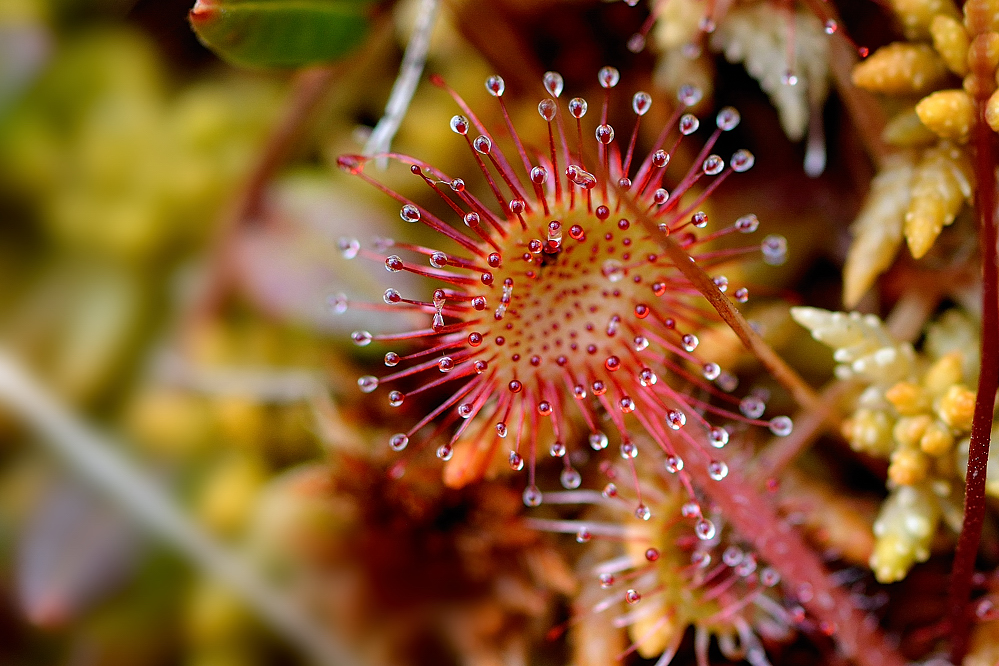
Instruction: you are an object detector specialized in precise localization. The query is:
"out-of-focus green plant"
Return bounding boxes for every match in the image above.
[189,0,382,68]
[0,28,282,262]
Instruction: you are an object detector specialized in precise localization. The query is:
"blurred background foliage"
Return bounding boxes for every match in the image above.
[0,0,964,664]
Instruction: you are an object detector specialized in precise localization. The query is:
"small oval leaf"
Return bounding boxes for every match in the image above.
[189,0,378,68]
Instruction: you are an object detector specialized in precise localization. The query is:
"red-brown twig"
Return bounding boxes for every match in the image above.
[624,195,829,421]
[181,64,344,341]
[948,10,999,661]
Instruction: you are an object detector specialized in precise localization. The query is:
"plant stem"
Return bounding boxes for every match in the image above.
[364,0,441,164]
[184,64,343,334]
[948,40,999,662]
[624,195,828,421]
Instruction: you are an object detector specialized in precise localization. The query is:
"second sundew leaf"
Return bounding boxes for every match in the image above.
[189,0,380,68]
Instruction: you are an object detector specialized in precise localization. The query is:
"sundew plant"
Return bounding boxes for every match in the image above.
[4,0,996,665]
[195,0,999,664]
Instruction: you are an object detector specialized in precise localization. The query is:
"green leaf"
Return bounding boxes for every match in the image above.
[189,0,378,68]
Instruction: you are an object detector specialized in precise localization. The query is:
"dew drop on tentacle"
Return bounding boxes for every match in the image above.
[761,567,781,587]
[632,92,651,115]
[595,124,615,144]
[620,440,638,458]
[473,135,492,154]
[437,442,454,461]
[695,518,716,540]
[358,375,379,393]
[722,546,744,567]
[677,84,703,107]
[538,98,557,121]
[740,395,766,419]
[351,330,373,346]
[561,467,582,489]
[702,363,721,380]
[389,433,409,451]
[716,107,740,131]
[735,213,760,233]
[531,165,548,185]
[328,293,348,314]
[666,409,686,430]
[702,155,724,175]
[691,550,711,568]
[634,503,651,521]
[708,460,729,481]
[400,203,421,222]
[679,114,700,135]
[485,74,505,96]
[338,237,360,259]
[389,390,405,407]
[523,485,543,507]
[589,431,609,450]
[681,501,701,518]
[598,66,620,89]
[769,416,794,436]
[665,455,684,473]
[762,234,788,265]
[509,451,524,471]
[566,165,597,189]
[625,589,641,604]
[550,441,566,458]
[450,114,469,135]
[543,71,564,98]
[568,97,587,118]
[709,427,729,448]
[599,573,615,588]
[717,372,739,393]
[730,149,755,172]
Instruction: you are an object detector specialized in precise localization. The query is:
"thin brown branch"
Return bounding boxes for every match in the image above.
[754,379,854,476]
[183,64,344,337]
[622,194,829,422]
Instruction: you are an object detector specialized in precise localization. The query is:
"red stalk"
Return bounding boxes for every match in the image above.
[948,37,999,662]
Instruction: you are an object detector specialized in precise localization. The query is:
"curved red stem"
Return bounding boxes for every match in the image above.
[948,85,999,665]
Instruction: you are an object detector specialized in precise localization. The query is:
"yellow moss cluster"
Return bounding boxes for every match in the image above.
[793,307,985,582]
[856,0,999,139]
[843,0,999,303]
